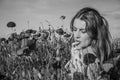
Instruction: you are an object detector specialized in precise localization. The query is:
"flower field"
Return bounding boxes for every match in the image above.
[0,28,120,80]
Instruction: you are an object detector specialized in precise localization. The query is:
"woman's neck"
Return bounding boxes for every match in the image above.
[82,46,95,56]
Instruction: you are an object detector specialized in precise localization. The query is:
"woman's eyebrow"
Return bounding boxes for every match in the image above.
[73,26,77,29]
[79,28,85,30]
[73,25,76,28]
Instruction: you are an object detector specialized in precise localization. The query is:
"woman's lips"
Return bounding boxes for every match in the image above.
[73,40,81,47]
[75,40,81,43]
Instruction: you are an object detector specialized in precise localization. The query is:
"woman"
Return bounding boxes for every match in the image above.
[65,7,113,80]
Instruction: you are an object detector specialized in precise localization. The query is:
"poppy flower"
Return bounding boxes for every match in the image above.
[11,32,17,38]
[25,29,37,34]
[36,33,41,37]
[41,31,49,40]
[60,15,66,20]
[24,33,30,38]
[52,61,61,69]
[83,53,96,65]
[7,21,16,28]
[64,33,71,38]
[19,32,25,39]
[0,38,6,42]
[56,28,65,35]
[8,36,14,41]
[16,35,22,41]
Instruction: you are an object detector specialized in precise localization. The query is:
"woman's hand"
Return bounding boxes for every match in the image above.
[72,41,81,49]
[71,41,82,53]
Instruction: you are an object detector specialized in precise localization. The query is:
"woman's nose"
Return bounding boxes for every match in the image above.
[75,30,81,39]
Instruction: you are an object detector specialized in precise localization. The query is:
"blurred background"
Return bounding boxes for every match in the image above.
[0,0,120,38]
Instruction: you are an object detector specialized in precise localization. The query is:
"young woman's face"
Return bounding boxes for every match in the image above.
[73,19,92,49]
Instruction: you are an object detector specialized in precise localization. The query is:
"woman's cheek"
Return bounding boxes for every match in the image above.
[80,39,90,48]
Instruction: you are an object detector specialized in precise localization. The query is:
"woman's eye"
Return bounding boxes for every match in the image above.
[81,29,86,33]
[79,29,86,33]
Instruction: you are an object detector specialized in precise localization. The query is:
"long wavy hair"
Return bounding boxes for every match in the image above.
[70,7,112,63]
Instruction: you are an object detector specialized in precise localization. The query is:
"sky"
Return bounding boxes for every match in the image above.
[0,0,120,38]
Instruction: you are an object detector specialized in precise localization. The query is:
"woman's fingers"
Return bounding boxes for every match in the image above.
[72,42,81,50]
[71,42,82,54]
[72,42,80,48]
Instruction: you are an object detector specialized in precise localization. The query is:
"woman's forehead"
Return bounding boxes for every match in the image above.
[73,19,86,29]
